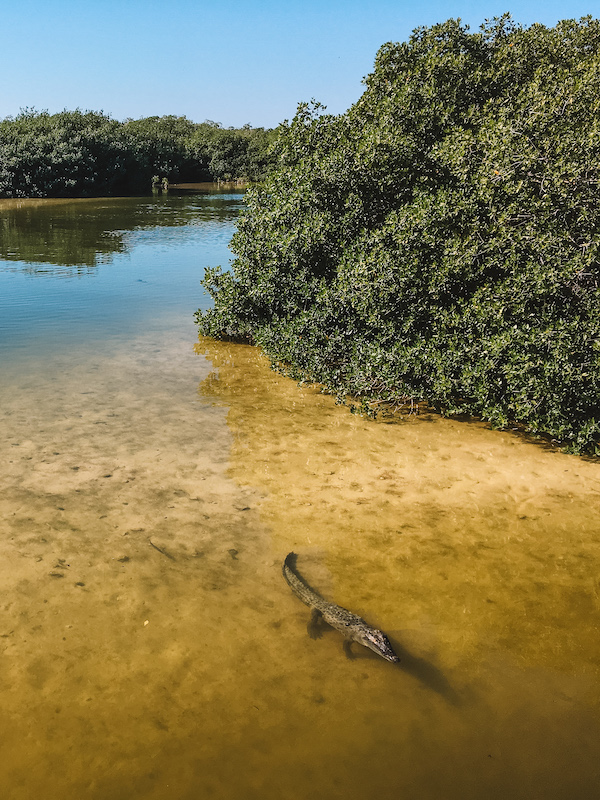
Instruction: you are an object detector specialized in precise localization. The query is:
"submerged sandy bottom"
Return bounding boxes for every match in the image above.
[1,334,599,799]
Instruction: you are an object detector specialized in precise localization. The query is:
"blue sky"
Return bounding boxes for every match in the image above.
[3,0,599,128]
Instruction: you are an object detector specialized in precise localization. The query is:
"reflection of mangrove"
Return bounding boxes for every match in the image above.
[0,193,243,269]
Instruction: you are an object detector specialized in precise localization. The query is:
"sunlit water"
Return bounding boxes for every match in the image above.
[1,192,599,799]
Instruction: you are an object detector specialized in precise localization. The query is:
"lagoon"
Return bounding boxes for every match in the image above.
[1,190,599,799]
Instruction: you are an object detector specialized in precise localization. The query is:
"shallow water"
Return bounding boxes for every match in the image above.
[1,194,599,799]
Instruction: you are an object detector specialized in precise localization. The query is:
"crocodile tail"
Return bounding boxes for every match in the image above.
[282,552,324,609]
[283,552,298,571]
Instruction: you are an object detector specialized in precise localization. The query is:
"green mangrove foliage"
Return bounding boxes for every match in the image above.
[197,16,600,454]
[0,110,277,197]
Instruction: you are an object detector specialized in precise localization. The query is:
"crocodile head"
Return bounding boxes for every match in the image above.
[359,629,401,663]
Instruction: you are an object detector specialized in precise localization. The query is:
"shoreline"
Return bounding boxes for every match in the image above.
[0,182,247,209]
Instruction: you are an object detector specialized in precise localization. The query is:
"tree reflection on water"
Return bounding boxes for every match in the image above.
[0,190,242,270]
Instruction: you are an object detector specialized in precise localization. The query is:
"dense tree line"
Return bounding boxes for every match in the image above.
[0,110,276,197]
[197,16,600,454]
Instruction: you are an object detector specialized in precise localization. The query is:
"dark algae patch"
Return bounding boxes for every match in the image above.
[197,15,600,455]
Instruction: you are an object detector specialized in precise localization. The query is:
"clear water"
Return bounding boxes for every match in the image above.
[0,193,242,358]
[1,192,600,800]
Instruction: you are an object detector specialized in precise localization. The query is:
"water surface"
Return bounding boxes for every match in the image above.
[0,192,241,356]
[1,193,599,799]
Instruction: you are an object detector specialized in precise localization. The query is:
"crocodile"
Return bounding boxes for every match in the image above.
[282,552,400,663]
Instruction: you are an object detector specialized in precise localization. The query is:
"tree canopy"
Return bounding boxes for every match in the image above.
[197,16,600,454]
[0,110,277,197]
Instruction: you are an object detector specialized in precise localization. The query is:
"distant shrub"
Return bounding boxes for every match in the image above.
[0,111,277,197]
[0,109,131,197]
[197,16,600,454]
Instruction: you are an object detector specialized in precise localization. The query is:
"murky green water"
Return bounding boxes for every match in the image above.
[1,192,599,799]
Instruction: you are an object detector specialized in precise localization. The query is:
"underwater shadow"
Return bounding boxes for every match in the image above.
[308,617,462,706]
[346,633,463,706]
[388,637,463,706]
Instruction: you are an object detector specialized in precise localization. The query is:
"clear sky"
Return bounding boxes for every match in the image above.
[3,0,598,128]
